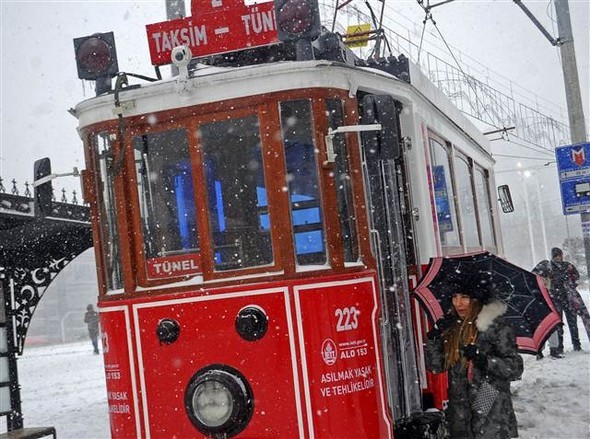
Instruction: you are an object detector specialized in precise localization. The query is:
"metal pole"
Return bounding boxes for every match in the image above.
[534,175,549,256]
[523,178,537,266]
[554,0,589,278]
[166,0,185,19]
[1,283,23,430]
[60,311,80,343]
[295,39,315,61]
[513,0,560,46]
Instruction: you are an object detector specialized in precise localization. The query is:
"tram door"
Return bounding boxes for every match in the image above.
[360,95,422,421]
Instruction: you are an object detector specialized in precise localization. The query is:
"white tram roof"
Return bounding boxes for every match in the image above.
[74,59,491,157]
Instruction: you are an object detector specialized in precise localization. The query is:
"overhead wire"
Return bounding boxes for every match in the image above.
[412,0,567,161]
[495,162,557,174]
[418,0,432,65]
[373,0,568,115]
[414,0,499,142]
[493,153,555,161]
[502,134,556,158]
[353,1,559,112]
[362,0,387,58]
[482,122,559,157]
[336,0,568,159]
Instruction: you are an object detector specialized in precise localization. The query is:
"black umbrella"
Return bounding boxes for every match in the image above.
[412,251,561,354]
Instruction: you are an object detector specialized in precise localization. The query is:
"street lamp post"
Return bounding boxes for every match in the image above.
[522,178,537,266]
[535,179,549,256]
[524,170,550,259]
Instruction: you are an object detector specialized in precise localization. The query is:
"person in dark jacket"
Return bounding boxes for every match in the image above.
[84,304,100,354]
[425,274,523,438]
[533,247,581,354]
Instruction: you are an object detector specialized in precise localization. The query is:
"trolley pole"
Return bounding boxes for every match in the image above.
[554,0,589,277]
[166,0,186,76]
[166,0,185,20]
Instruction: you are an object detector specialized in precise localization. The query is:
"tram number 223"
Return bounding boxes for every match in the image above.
[335,307,359,332]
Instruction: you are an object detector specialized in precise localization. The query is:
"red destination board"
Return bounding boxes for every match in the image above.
[146,0,279,65]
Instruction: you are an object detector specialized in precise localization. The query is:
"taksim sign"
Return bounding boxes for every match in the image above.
[146,0,279,65]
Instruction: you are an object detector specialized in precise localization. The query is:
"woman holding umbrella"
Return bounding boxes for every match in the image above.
[425,270,524,439]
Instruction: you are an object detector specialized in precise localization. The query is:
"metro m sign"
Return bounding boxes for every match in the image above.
[146,0,279,65]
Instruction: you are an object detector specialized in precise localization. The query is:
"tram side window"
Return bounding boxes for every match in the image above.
[429,137,461,250]
[455,155,480,248]
[280,100,327,266]
[475,168,497,249]
[200,115,273,271]
[133,129,199,259]
[326,99,359,263]
[92,132,123,291]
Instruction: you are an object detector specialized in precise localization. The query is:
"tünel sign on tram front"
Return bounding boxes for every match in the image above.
[146,0,279,65]
[146,253,202,279]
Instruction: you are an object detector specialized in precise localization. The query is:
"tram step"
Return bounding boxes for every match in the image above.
[0,427,56,439]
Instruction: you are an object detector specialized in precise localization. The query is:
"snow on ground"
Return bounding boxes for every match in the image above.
[512,289,590,439]
[514,350,590,439]
[12,341,109,437]
[4,293,590,438]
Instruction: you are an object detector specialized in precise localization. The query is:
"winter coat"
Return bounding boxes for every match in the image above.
[84,310,99,338]
[426,301,524,439]
[532,259,579,305]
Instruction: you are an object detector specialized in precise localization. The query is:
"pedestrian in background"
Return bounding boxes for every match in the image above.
[567,281,590,345]
[533,247,581,357]
[84,304,100,355]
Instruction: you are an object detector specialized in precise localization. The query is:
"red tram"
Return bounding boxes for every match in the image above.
[72,1,504,437]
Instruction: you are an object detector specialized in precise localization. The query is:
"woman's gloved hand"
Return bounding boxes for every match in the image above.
[462,344,488,372]
[427,314,457,340]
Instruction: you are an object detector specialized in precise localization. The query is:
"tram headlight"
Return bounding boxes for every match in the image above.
[193,380,233,427]
[185,365,253,437]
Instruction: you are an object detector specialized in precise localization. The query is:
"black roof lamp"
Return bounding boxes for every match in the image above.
[73,32,119,96]
[274,0,321,60]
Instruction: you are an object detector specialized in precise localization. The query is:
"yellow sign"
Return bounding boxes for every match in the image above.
[344,24,372,48]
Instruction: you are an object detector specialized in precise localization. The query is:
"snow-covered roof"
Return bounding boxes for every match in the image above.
[74,58,490,155]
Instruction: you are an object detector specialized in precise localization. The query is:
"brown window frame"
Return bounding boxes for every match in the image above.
[428,131,463,256]
[473,165,498,253]
[453,151,482,251]
[84,89,374,296]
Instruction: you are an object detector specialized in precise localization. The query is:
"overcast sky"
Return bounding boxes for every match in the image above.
[0,0,588,197]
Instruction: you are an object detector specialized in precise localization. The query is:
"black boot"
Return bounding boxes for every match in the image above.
[536,351,544,360]
[550,348,564,359]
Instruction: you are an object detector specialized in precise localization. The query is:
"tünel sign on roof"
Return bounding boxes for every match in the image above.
[146,0,279,65]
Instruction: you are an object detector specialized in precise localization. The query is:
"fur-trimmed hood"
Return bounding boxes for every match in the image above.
[476,300,507,332]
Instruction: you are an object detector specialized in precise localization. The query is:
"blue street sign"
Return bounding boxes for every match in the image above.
[556,142,590,215]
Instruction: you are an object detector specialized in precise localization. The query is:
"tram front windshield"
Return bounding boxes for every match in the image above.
[134,129,199,259]
[105,99,352,284]
[200,116,273,271]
